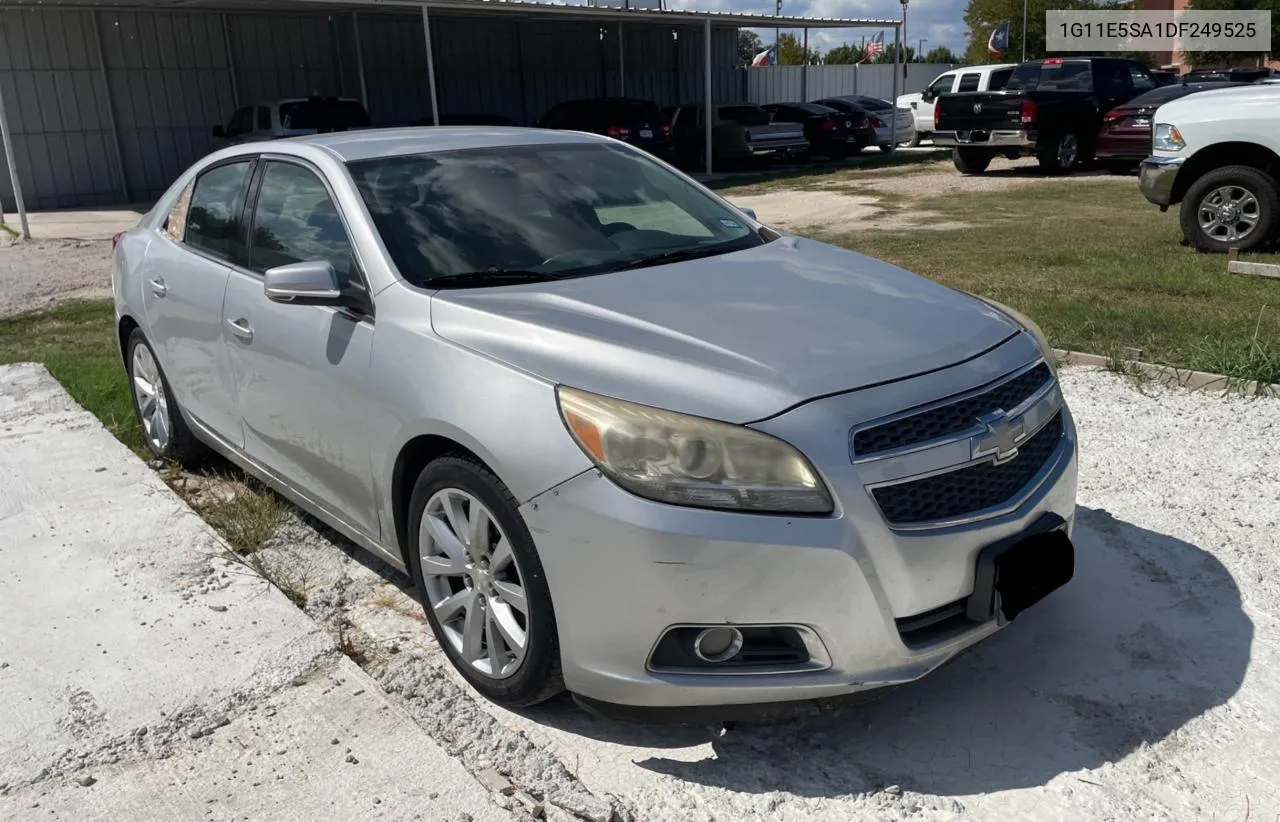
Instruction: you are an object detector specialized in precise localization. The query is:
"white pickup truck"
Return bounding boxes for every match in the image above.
[896,63,1016,146]
[1139,84,1280,253]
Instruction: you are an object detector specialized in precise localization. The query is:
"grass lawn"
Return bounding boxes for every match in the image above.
[728,171,1280,385]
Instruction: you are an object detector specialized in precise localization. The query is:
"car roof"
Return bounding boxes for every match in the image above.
[226,127,610,162]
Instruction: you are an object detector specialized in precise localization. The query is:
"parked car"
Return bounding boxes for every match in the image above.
[817,95,915,152]
[1185,67,1274,84]
[934,56,1157,175]
[1096,81,1244,173]
[413,113,519,127]
[667,103,809,167]
[112,127,1077,717]
[535,97,672,158]
[1139,84,1280,252]
[896,63,1016,146]
[761,102,865,159]
[212,96,372,146]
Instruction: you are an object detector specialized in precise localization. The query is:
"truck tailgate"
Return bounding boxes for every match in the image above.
[936,92,1022,132]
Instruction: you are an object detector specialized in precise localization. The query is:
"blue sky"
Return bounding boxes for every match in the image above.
[666,0,970,58]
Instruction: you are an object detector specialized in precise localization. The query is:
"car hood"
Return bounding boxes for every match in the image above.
[430,237,1021,423]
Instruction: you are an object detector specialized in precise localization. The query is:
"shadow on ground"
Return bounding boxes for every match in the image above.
[699,149,948,190]
[522,506,1251,796]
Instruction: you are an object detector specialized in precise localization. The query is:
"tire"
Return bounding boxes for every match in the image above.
[952,147,992,175]
[407,454,564,708]
[908,131,922,148]
[1179,165,1280,254]
[879,144,894,154]
[125,328,204,463]
[1037,133,1080,175]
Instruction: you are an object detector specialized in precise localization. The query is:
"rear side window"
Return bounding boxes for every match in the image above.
[257,106,272,130]
[988,68,1014,90]
[957,73,981,92]
[279,99,371,132]
[248,162,354,285]
[599,100,664,124]
[1007,60,1093,91]
[718,105,769,125]
[185,161,252,261]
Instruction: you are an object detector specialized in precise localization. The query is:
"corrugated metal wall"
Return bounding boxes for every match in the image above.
[0,7,741,210]
[743,63,956,105]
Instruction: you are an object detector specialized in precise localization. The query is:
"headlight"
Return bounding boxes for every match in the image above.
[972,295,1057,375]
[556,387,833,515]
[1152,123,1185,152]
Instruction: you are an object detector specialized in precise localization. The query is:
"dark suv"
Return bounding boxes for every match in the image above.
[535,98,672,159]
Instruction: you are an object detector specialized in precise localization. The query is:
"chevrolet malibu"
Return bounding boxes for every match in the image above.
[112,128,1078,718]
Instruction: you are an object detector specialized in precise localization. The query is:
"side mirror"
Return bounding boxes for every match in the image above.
[212,125,226,139]
[921,90,935,103]
[737,206,758,221]
[264,260,343,306]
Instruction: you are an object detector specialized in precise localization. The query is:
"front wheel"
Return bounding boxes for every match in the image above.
[908,131,923,148]
[408,454,564,708]
[1179,165,1280,254]
[879,144,894,154]
[953,147,992,174]
[1038,133,1080,175]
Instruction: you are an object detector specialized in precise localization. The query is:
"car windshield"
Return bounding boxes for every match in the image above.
[793,102,838,115]
[280,99,371,131]
[347,142,765,287]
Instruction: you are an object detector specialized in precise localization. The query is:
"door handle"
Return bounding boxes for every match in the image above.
[225,317,254,342]
[148,278,167,297]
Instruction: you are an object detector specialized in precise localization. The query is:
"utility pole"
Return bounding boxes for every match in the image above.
[1022,0,1028,62]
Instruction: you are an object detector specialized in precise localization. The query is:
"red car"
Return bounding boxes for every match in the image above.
[1095,81,1243,173]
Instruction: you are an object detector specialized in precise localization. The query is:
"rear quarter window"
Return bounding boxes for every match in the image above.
[184,161,252,261]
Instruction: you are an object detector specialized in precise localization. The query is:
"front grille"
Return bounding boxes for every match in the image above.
[853,363,1053,457]
[872,411,1064,526]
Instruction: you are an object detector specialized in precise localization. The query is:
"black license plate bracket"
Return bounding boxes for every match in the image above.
[966,514,1074,625]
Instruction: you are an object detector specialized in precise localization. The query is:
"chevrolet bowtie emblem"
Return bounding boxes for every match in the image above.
[972,410,1026,465]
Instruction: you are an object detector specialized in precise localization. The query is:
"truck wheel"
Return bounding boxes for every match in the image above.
[1037,133,1079,175]
[952,148,992,174]
[908,132,922,148]
[1179,165,1280,254]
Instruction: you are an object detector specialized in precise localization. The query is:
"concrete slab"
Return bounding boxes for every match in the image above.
[0,363,511,821]
[21,206,149,241]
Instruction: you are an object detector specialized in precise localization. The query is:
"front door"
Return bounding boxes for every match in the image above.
[221,158,379,538]
[919,73,956,130]
[142,159,254,444]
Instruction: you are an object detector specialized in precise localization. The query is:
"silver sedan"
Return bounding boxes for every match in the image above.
[112,127,1078,717]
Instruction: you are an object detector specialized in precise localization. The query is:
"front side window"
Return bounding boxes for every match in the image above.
[185,160,252,260]
[248,161,354,284]
[347,142,764,287]
[227,108,252,137]
[928,74,955,94]
[257,106,272,131]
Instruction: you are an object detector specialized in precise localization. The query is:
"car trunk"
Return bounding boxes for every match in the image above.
[935,92,1023,132]
[804,112,854,142]
[597,102,670,150]
[1096,104,1154,156]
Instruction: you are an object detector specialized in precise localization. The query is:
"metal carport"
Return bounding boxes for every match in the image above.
[0,0,898,239]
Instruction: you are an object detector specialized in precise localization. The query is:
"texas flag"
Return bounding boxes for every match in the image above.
[988,21,1011,56]
[751,44,777,67]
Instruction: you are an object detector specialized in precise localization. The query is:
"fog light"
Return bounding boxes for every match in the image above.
[692,627,744,663]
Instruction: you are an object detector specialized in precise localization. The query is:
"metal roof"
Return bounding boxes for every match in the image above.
[0,0,900,28]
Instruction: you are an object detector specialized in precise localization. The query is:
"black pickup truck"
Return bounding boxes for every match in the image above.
[933,56,1158,175]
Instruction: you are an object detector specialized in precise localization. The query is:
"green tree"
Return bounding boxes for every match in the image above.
[924,45,961,63]
[1186,0,1279,66]
[777,32,818,65]
[962,0,1116,64]
[825,43,867,64]
[737,29,764,66]
[875,43,917,64]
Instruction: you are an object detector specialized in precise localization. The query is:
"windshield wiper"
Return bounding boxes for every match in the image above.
[606,239,756,273]
[430,269,561,288]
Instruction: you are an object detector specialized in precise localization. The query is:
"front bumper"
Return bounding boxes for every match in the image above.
[1139,155,1186,207]
[932,129,1034,149]
[522,344,1079,711]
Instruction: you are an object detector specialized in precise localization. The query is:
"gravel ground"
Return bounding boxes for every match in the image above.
[0,236,112,318]
[235,365,1280,822]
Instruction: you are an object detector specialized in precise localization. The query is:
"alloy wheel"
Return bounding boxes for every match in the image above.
[131,343,172,454]
[419,488,529,679]
[1197,185,1260,243]
[1057,134,1078,169]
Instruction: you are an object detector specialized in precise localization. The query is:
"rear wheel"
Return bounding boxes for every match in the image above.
[408,454,563,708]
[1038,133,1080,175]
[1179,165,1280,254]
[125,329,203,463]
[953,147,992,174]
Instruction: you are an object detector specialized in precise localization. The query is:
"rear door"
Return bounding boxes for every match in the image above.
[142,158,254,444]
[221,157,379,536]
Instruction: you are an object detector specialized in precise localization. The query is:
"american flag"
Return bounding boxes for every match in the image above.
[860,32,885,62]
